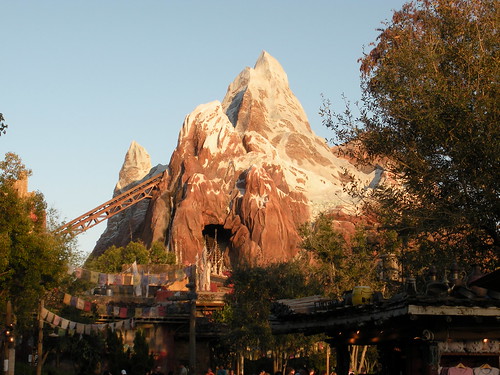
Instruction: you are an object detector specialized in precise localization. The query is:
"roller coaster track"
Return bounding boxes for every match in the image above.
[57,172,164,235]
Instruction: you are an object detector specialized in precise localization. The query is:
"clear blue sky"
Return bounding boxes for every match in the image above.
[1,1,407,257]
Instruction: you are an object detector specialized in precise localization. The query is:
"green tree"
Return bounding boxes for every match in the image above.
[85,245,124,273]
[299,215,384,374]
[121,241,150,265]
[104,328,129,375]
[130,330,154,375]
[0,153,74,327]
[0,152,28,183]
[149,240,176,264]
[85,241,149,273]
[0,113,7,136]
[86,240,176,273]
[300,213,346,295]
[219,261,324,372]
[300,213,384,298]
[68,332,104,375]
[323,0,499,270]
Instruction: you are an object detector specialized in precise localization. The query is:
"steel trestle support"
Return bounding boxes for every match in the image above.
[57,172,164,235]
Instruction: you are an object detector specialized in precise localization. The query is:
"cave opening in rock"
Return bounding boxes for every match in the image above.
[202,224,232,273]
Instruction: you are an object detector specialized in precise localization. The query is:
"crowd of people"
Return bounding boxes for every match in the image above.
[101,363,184,375]
[102,364,339,375]
[204,366,336,375]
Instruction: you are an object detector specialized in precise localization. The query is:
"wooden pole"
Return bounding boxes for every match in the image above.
[3,301,15,375]
[3,301,11,375]
[189,298,196,374]
[36,300,43,375]
[6,349,13,375]
[326,345,330,374]
[188,266,197,375]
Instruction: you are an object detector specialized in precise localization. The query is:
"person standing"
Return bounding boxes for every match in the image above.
[178,364,188,375]
[216,366,227,375]
[152,366,164,375]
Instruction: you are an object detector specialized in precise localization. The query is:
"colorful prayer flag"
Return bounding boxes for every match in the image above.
[119,307,127,318]
[76,298,85,310]
[90,271,99,284]
[61,319,69,330]
[52,315,61,326]
[63,293,71,305]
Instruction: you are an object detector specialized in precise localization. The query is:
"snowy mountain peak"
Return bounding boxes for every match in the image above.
[114,141,152,194]
[253,50,289,86]
[93,52,384,266]
[222,51,311,139]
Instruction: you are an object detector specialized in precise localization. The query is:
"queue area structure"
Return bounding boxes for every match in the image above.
[40,263,229,372]
[93,267,228,372]
[270,270,500,375]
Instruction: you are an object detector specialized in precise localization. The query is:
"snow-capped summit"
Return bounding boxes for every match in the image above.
[114,141,152,194]
[92,52,383,266]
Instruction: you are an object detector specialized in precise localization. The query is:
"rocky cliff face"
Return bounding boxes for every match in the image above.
[91,51,382,266]
[92,141,166,255]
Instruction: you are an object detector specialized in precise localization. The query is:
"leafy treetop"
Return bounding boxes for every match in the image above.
[300,213,387,298]
[323,0,499,270]
[0,113,7,136]
[0,153,73,327]
[218,260,324,357]
[85,240,176,273]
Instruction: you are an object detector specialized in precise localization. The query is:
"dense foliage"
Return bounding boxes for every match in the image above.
[105,328,128,375]
[323,0,499,270]
[300,214,388,297]
[38,325,153,375]
[68,332,104,375]
[85,240,176,272]
[0,153,74,327]
[217,261,325,371]
[129,330,154,375]
[0,113,7,136]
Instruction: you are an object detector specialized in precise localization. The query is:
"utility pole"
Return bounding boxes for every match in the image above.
[186,266,197,375]
[3,301,14,375]
[36,300,44,375]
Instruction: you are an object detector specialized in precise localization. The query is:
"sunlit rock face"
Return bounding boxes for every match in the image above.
[91,51,382,265]
[92,141,166,256]
[114,140,152,194]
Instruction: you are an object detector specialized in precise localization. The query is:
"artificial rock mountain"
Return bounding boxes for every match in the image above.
[91,51,383,266]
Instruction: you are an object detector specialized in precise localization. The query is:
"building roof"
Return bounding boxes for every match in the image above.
[470,269,500,292]
[270,291,500,344]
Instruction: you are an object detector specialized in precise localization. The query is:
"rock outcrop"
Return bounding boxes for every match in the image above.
[91,51,383,266]
[92,141,166,255]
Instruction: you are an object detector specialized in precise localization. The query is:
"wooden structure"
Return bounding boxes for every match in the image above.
[271,282,500,374]
[92,289,227,372]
